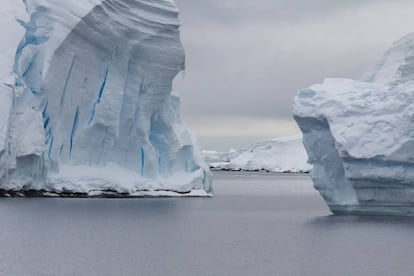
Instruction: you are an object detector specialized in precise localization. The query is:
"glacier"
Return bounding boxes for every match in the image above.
[293,33,414,215]
[0,0,212,197]
[209,136,311,173]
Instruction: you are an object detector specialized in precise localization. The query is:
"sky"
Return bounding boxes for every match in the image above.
[173,0,414,151]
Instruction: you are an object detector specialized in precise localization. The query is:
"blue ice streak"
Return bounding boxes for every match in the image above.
[89,67,109,124]
[69,107,79,156]
[141,147,145,176]
[60,54,77,107]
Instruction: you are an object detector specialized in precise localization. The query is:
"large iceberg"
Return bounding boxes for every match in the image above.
[209,136,311,173]
[0,0,212,197]
[293,33,414,215]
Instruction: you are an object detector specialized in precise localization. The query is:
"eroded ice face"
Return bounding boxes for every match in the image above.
[293,33,414,215]
[0,0,212,195]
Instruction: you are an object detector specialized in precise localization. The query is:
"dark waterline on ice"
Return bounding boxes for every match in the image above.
[0,172,413,276]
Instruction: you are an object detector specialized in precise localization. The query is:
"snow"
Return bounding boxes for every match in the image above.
[202,149,238,164]
[0,0,27,83]
[361,33,414,85]
[0,0,212,196]
[293,33,414,215]
[202,150,226,164]
[209,136,311,173]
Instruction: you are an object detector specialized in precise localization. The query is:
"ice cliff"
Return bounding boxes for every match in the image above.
[209,136,311,173]
[293,33,414,215]
[0,0,212,196]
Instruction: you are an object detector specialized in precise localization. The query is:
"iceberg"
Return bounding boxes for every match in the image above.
[210,136,311,173]
[0,0,212,197]
[293,33,414,215]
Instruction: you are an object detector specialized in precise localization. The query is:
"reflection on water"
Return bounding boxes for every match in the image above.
[309,214,414,226]
[0,172,413,276]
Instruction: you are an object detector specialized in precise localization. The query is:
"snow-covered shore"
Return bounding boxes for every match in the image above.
[205,136,311,173]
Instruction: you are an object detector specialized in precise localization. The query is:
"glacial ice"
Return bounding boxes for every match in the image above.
[0,0,212,196]
[293,33,414,215]
[209,136,311,173]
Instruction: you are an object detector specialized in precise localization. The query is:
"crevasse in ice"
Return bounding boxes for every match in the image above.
[0,0,212,196]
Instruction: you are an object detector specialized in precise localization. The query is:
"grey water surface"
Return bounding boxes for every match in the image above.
[0,172,413,276]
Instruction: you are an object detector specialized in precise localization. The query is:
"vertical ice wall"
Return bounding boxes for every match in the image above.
[293,33,414,215]
[0,0,212,195]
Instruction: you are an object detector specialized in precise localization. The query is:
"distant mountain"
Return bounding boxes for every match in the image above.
[206,136,311,173]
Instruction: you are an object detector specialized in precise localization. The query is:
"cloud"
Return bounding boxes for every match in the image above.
[185,116,299,137]
[173,0,414,149]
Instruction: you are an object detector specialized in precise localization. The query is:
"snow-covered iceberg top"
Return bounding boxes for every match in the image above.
[209,136,311,173]
[0,0,212,197]
[293,33,414,215]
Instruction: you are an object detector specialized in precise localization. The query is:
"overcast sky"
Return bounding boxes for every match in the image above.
[173,0,414,151]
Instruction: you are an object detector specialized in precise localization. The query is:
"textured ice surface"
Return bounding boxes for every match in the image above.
[294,33,414,215]
[210,136,311,173]
[0,0,212,196]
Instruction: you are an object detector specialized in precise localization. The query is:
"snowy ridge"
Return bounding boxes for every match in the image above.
[210,136,311,173]
[294,33,414,215]
[362,32,414,86]
[0,0,212,196]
